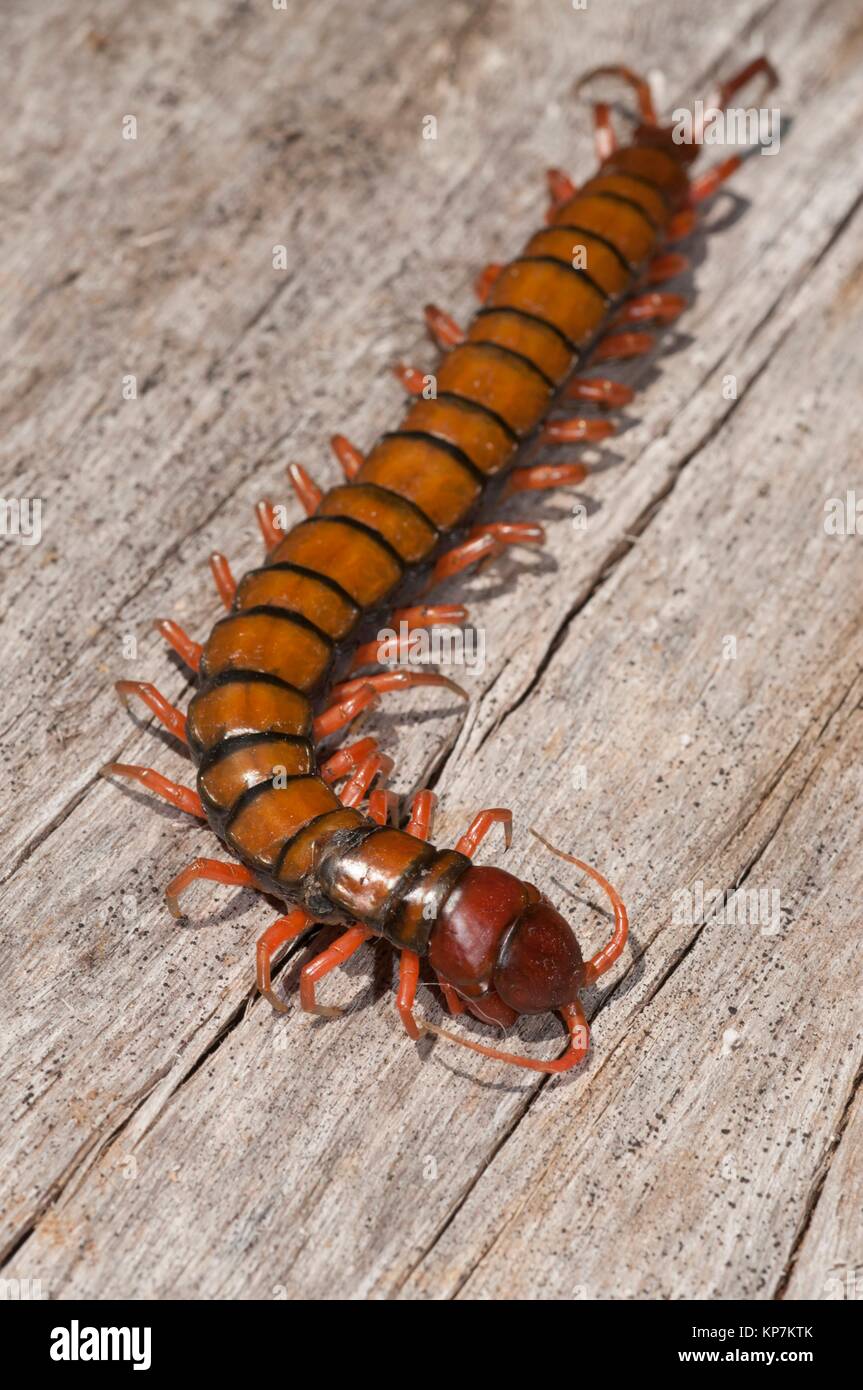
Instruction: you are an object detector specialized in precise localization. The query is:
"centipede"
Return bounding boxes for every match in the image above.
[102,58,778,1073]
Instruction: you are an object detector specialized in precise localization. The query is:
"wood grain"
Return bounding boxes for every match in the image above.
[1,0,860,1300]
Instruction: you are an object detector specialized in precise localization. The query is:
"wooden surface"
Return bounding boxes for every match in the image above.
[1,0,861,1301]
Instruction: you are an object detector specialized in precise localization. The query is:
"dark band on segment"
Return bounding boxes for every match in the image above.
[474,305,580,355]
[381,430,489,485]
[458,337,558,390]
[250,561,360,616]
[213,604,336,653]
[432,392,520,444]
[198,730,313,775]
[509,256,611,306]
[550,224,634,274]
[575,190,658,232]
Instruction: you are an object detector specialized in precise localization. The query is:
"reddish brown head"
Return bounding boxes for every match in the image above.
[429,866,585,1028]
[424,837,628,1072]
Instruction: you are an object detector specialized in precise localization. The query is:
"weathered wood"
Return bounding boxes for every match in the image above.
[1,0,861,1300]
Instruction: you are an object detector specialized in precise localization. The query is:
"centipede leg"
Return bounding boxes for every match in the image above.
[424,304,464,348]
[329,670,468,704]
[666,208,696,242]
[545,167,577,220]
[406,790,436,840]
[319,736,379,784]
[330,434,364,480]
[565,377,635,408]
[455,808,512,858]
[209,552,237,610]
[299,924,372,1020]
[100,762,204,818]
[350,604,469,671]
[688,155,744,205]
[592,331,655,363]
[255,499,284,550]
[645,252,690,286]
[256,906,312,1013]
[396,949,422,1040]
[313,684,379,740]
[393,790,436,1039]
[505,462,589,494]
[421,996,590,1074]
[114,680,188,744]
[474,262,503,302]
[368,787,398,826]
[340,751,394,808]
[154,619,203,672]
[712,55,778,109]
[540,417,616,445]
[437,976,465,1016]
[164,857,257,920]
[614,292,686,326]
[593,102,616,161]
[287,462,323,515]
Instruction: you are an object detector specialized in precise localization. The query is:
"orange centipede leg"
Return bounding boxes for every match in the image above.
[394,789,437,1040]
[593,101,616,162]
[468,521,545,545]
[645,252,690,285]
[474,262,503,301]
[615,292,686,326]
[688,155,743,205]
[164,857,257,920]
[455,808,512,859]
[256,906,313,1013]
[666,208,696,242]
[566,377,635,408]
[154,619,203,673]
[368,787,398,826]
[545,167,577,220]
[299,924,372,1020]
[330,434,364,481]
[319,736,379,784]
[393,363,427,395]
[391,604,468,629]
[349,605,468,672]
[313,684,379,740]
[575,64,657,125]
[592,331,655,363]
[540,417,616,445]
[396,948,422,1040]
[424,304,464,348]
[99,763,205,818]
[255,499,283,550]
[429,533,500,586]
[714,54,778,109]
[209,552,237,610]
[114,680,188,744]
[437,977,465,1015]
[406,790,436,840]
[329,670,468,704]
[505,462,588,495]
[287,462,323,516]
[421,997,590,1074]
[340,751,394,808]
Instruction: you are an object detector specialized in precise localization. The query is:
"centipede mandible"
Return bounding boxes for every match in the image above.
[102,58,777,1073]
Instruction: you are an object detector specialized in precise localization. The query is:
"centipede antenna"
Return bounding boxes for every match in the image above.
[529,828,629,984]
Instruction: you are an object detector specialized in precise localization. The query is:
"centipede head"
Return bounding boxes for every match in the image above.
[428,865,586,1026]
